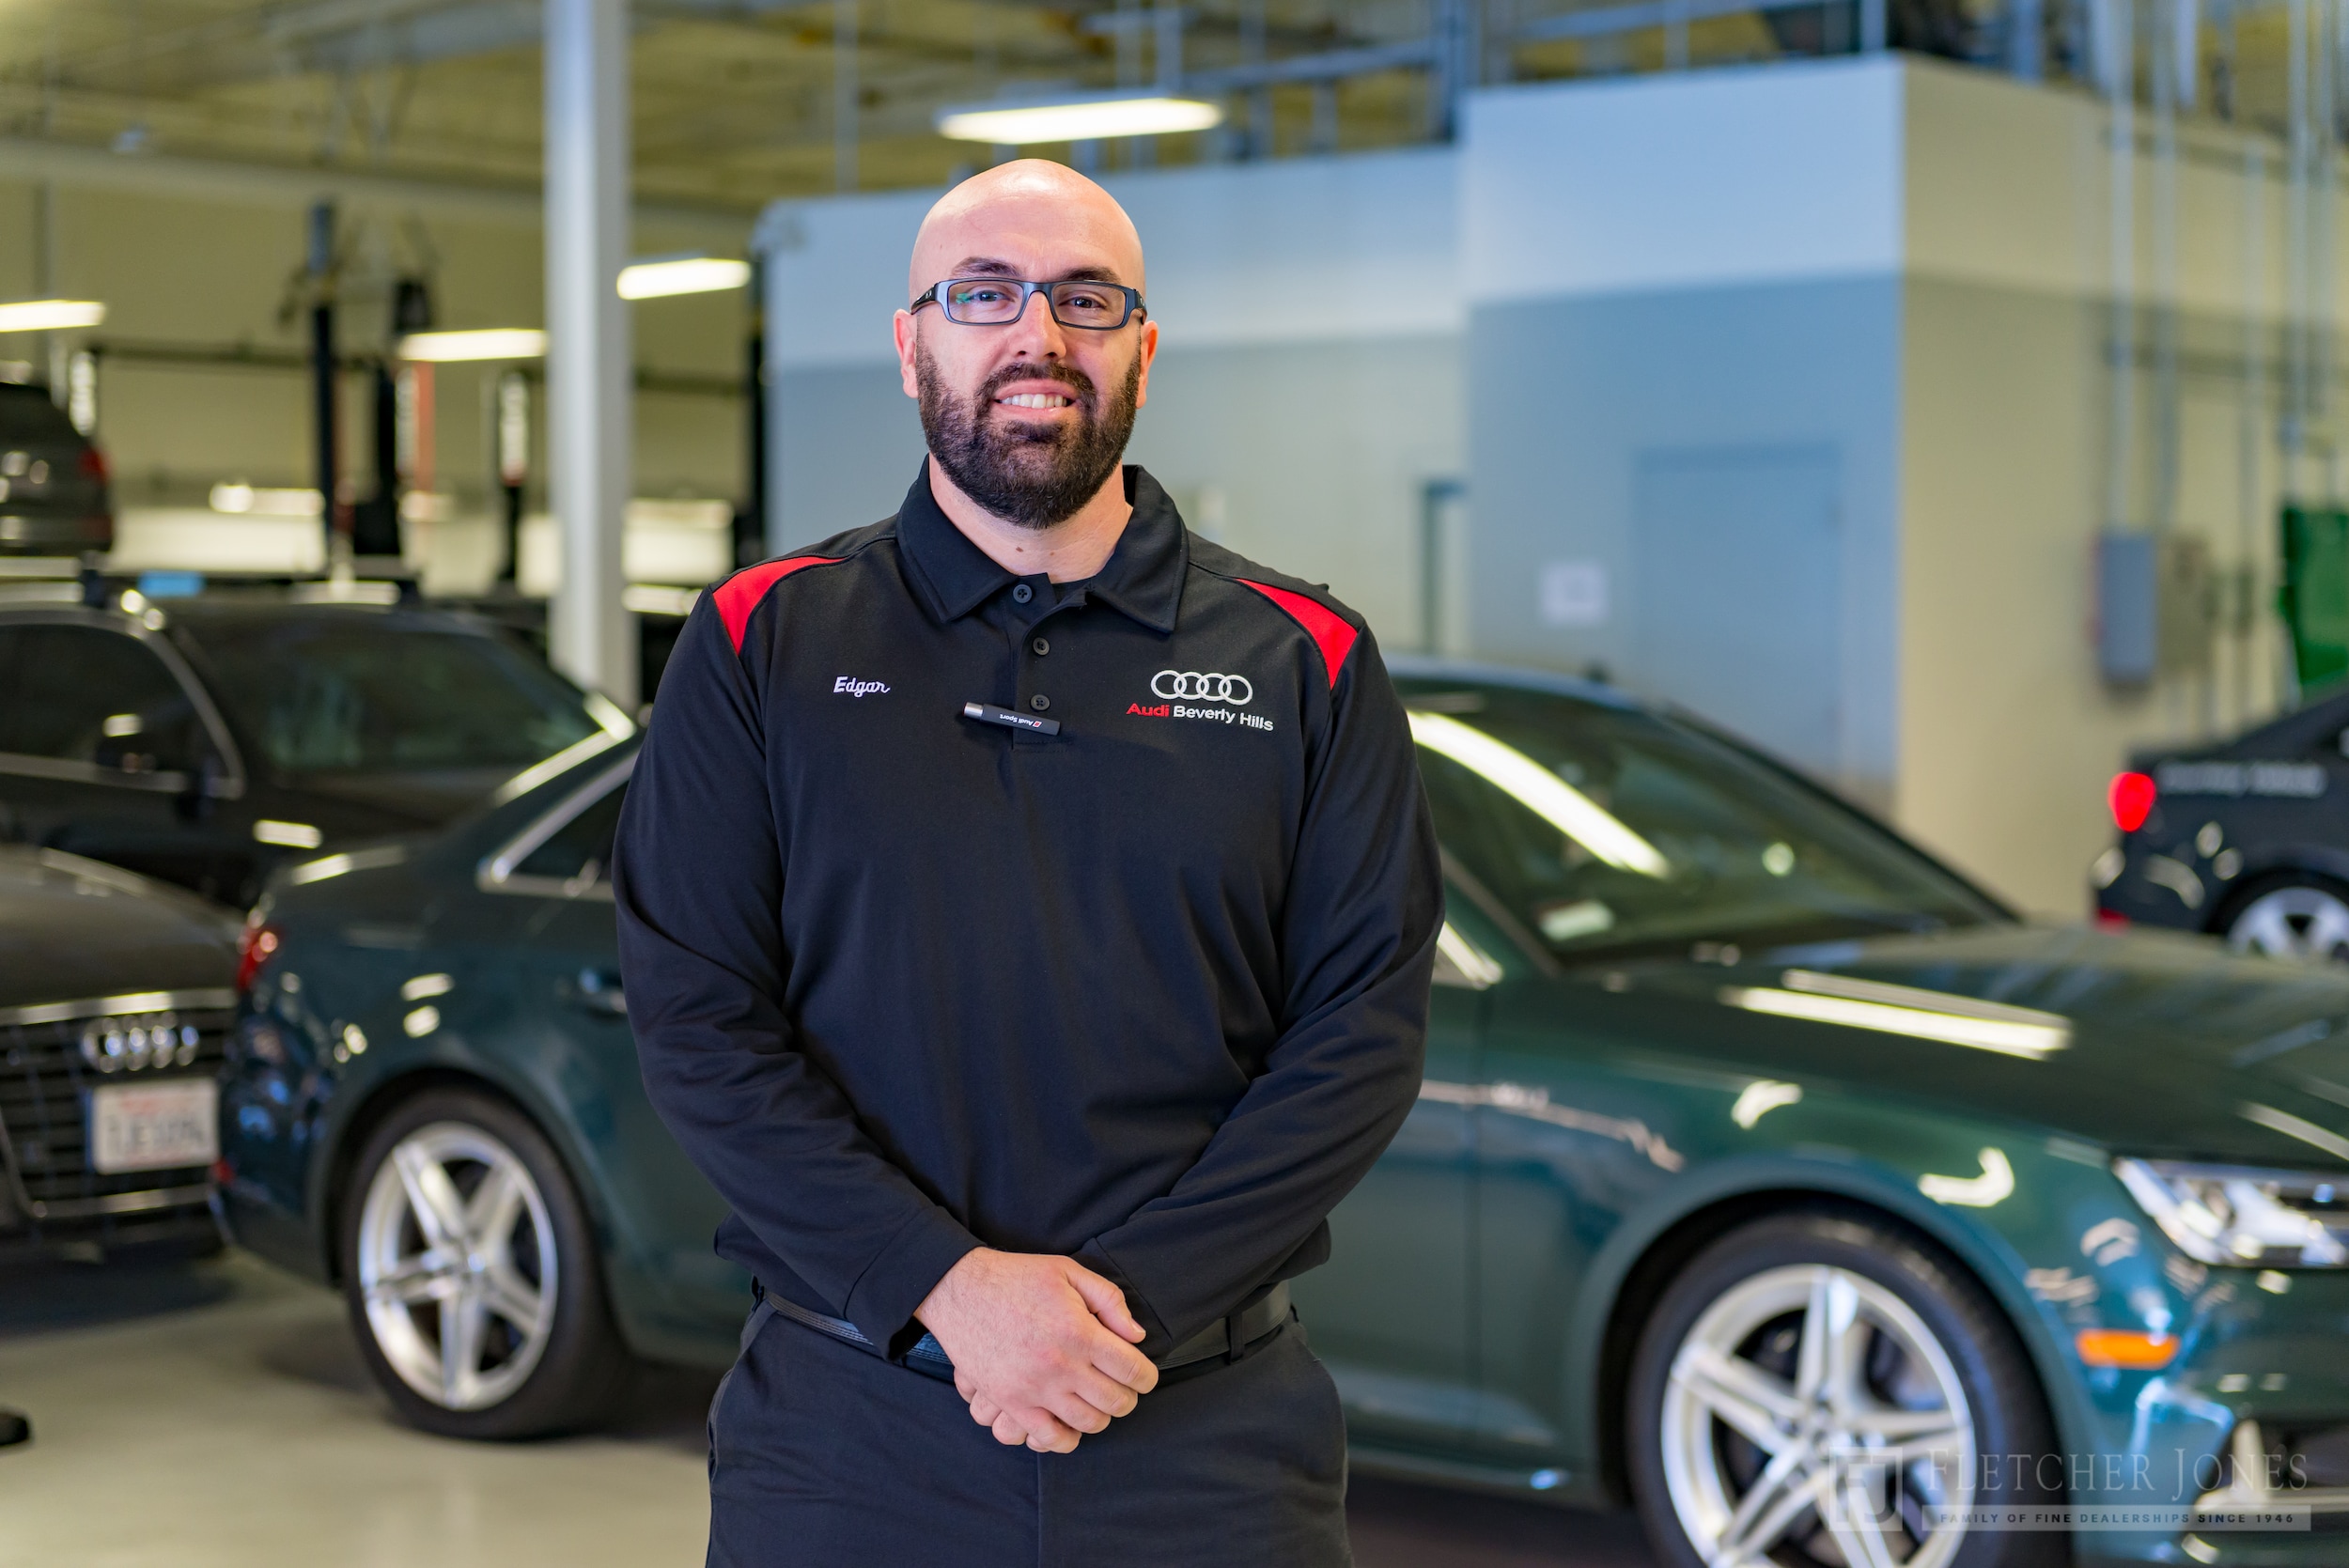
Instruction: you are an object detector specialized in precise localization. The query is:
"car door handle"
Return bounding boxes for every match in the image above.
[569,968,627,1017]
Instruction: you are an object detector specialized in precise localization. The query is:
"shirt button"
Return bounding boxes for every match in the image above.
[1029,694,1050,712]
[1031,637,1050,656]
[1012,583,1034,604]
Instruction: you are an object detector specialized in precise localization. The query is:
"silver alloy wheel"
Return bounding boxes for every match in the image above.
[1659,1265,1977,1568]
[2228,885,2349,962]
[356,1121,560,1412]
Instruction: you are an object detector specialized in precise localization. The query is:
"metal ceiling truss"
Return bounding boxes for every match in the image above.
[1,0,2341,212]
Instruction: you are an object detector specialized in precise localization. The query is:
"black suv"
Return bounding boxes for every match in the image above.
[0,382,111,555]
[0,585,634,907]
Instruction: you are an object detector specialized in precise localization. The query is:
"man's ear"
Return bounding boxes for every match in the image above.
[893,310,922,399]
[1131,318,1160,411]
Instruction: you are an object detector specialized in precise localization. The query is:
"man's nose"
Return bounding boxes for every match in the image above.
[999,289,1068,357]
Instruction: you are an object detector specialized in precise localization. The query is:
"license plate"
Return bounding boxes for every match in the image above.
[88,1080,218,1174]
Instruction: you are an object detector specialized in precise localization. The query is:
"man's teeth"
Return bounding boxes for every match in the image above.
[999,394,1072,409]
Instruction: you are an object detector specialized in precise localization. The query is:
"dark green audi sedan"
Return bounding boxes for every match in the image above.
[219,661,2349,1568]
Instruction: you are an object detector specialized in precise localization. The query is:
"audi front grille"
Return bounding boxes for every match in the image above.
[0,988,235,1229]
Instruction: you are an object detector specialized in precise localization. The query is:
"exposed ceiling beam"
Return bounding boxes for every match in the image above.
[292,2,546,74]
[0,133,755,235]
[261,0,478,48]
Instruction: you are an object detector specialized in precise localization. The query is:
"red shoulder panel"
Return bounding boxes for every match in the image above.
[714,556,841,653]
[1237,579,1359,691]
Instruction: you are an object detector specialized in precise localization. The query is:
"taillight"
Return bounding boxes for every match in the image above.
[2108,771,2156,833]
[236,919,284,994]
[2095,908,2131,928]
[79,446,108,485]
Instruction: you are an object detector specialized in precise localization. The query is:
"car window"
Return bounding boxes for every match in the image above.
[190,618,603,775]
[0,624,203,775]
[1403,683,2004,961]
[516,782,627,885]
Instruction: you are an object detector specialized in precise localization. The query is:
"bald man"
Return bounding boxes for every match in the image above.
[615,161,1440,1565]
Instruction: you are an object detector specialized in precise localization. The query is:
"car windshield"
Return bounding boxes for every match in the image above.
[1404,679,2005,961]
[190,615,608,775]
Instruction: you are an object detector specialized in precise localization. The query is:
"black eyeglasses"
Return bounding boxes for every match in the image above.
[910,277,1146,331]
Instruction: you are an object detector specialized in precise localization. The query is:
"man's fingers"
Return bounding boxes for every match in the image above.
[1062,1265,1147,1344]
[1010,1406,1081,1452]
[967,1395,1003,1427]
[989,1410,1031,1447]
[1044,1386,1115,1434]
[1066,1365,1142,1421]
[1088,1336,1159,1395]
[1028,1421,1081,1455]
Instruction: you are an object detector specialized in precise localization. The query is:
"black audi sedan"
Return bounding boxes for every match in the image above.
[0,846,237,1251]
[2094,686,2349,957]
[0,584,634,908]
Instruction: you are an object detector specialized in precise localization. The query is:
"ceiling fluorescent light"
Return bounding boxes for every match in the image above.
[0,299,106,333]
[619,256,752,301]
[936,93,1223,146]
[397,328,548,363]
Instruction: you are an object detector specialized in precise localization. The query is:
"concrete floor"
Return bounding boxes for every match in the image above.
[0,1250,1657,1567]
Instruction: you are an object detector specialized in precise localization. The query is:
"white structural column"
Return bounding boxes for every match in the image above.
[544,0,638,706]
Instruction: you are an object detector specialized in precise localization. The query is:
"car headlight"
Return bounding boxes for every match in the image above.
[2115,1158,2349,1268]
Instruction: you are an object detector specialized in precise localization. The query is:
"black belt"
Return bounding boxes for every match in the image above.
[754,1279,1292,1381]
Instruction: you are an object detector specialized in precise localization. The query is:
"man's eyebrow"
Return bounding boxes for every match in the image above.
[944,258,1130,286]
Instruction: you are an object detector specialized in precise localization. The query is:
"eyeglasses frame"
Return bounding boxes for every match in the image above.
[909,277,1147,331]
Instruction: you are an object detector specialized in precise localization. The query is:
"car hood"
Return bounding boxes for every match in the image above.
[0,847,238,1013]
[1623,923,2349,1167]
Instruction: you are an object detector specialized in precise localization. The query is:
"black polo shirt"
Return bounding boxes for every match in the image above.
[614,463,1440,1361]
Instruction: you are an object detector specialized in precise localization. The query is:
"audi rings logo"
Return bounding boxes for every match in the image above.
[1152,671,1253,705]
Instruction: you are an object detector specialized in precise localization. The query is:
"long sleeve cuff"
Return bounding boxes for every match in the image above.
[841,1203,984,1354]
[1075,1237,1174,1358]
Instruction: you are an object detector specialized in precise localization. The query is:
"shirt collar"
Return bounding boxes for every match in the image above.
[894,461,1189,634]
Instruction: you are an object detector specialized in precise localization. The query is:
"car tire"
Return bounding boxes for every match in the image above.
[1626,1208,2061,1568]
[339,1087,630,1439]
[2221,875,2349,963]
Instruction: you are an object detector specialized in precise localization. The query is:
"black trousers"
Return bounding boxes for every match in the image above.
[707,1301,1352,1567]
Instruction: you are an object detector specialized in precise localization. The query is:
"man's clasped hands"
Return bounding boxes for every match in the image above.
[913,1249,1161,1453]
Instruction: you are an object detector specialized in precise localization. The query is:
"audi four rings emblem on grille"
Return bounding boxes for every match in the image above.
[79,1013,202,1073]
[1152,672,1253,704]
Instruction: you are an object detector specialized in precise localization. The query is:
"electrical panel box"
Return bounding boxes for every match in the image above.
[2281,505,2349,693]
[2097,530,2212,686]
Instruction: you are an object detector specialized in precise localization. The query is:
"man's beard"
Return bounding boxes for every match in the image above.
[915,344,1141,531]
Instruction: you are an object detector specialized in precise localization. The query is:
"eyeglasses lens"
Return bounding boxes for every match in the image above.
[1047,283,1127,328]
[941,281,1025,323]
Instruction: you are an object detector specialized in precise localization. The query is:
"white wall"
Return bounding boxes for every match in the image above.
[1459,61,1909,808]
[1462,56,1906,305]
